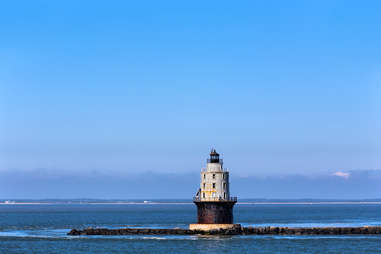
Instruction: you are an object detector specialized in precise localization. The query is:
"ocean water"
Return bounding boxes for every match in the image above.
[1,203,381,253]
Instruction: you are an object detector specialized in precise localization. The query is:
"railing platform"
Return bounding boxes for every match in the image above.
[201,168,228,172]
[193,196,237,202]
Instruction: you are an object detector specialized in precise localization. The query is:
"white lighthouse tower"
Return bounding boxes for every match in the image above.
[190,149,239,231]
[199,149,230,201]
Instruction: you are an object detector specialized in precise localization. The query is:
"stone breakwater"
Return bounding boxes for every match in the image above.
[68,226,381,236]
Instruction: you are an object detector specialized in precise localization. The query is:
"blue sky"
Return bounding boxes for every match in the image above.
[0,1,380,198]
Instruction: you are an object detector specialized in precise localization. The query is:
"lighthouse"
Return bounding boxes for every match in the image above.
[190,149,239,231]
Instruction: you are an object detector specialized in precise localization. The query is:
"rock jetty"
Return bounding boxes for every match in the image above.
[68,226,381,236]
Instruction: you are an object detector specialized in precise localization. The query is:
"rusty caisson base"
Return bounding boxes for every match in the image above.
[193,201,236,224]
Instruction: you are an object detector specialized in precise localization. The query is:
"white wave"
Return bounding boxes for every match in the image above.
[241,221,381,228]
[0,228,72,239]
[241,235,381,240]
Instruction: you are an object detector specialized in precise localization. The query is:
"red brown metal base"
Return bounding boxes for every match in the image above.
[194,201,236,224]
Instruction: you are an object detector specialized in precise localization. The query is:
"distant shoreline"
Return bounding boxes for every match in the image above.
[2,201,381,205]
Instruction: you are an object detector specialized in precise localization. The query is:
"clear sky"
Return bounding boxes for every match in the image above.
[0,1,380,198]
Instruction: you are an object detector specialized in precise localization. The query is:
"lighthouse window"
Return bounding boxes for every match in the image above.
[203,193,205,198]
[223,183,226,189]
[203,174,206,179]
[212,174,215,179]
[212,183,216,188]
[203,183,206,188]
[224,192,226,199]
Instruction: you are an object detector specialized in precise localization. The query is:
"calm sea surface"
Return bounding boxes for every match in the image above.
[1,203,381,253]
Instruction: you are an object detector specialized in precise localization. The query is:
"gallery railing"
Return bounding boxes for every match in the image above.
[201,168,228,172]
[193,196,237,202]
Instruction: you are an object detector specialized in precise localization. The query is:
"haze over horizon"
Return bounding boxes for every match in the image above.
[1,0,380,198]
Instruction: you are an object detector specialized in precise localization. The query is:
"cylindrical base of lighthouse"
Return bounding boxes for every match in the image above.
[194,201,236,224]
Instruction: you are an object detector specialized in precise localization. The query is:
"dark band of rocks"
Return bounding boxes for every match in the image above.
[68,226,381,236]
